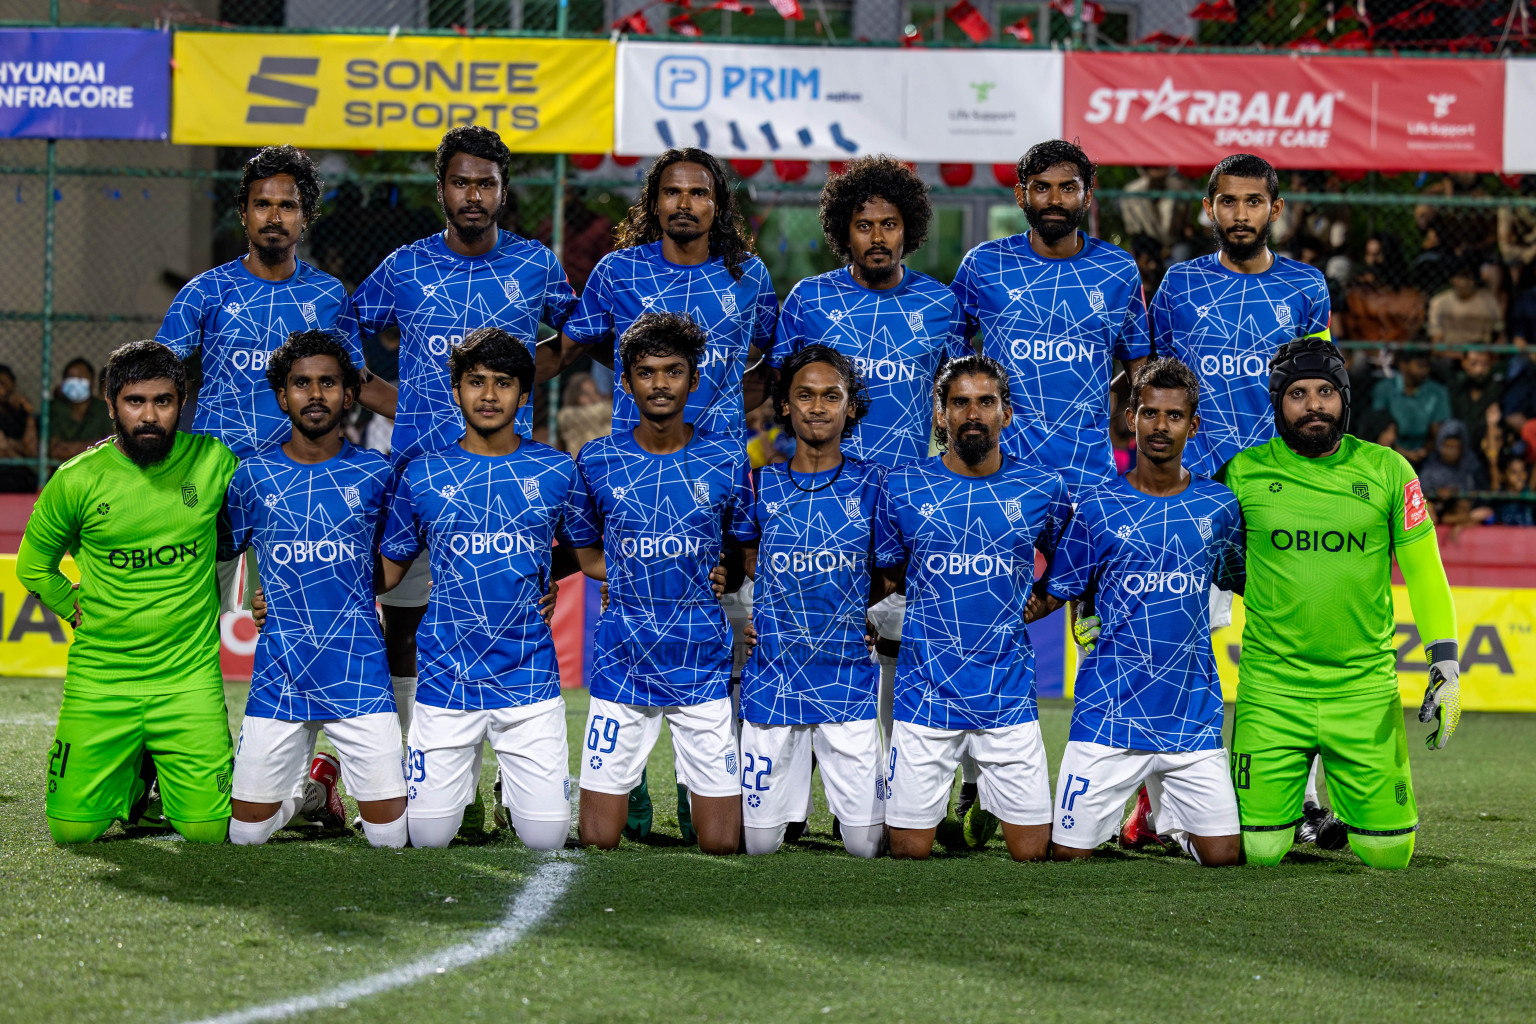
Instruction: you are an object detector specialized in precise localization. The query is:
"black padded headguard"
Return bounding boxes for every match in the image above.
[1268,333,1350,430]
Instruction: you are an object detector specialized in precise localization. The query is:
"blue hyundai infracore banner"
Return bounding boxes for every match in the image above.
[0,28,170,139]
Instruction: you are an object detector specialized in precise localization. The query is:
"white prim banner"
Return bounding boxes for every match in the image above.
[1504,59,1536,173]
[615,40,1063,163]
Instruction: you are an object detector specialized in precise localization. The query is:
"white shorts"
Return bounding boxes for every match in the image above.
[886,719,1051,829]
[406,697,570,822]
[1051,741,1240,849]
[579,696,739,798]
[233,712,407,803]
[739,718,886,828]
[216,548,259,615]
[378,556,431,608]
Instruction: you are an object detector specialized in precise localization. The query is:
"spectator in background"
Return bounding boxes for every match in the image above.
[1353,406,1400,450]
[1481,259,1512,323]
[1108,385,1135,475]
[1371,348,1449,466]
[745,402,790,469]
[1419,420,1492,527]
[1427,261,1503,347]
[1129,234,1165,298]
[0,363,38,492]
[1497,176,1536,285]
[1118,166,1193,250]
[1411,203,1454,295]
[1488,453,1534,526]
[46,357,113,463]
[555,371,612,456]
[1344,233,1424,342]
[1447,348,1506,452]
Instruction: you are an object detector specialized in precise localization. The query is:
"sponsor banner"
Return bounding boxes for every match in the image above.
[0,28,170,140]
[172,32,613,151]
[1504,59,1536,172]
[1066,586,1536,712]
[1065,52,1504,172]
[615,40,1062,162]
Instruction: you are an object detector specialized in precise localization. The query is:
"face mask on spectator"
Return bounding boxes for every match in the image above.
[61,376,91,403]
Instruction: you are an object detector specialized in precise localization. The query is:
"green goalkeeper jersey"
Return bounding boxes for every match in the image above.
[1222,434,1435,699]
[15,433,238,696]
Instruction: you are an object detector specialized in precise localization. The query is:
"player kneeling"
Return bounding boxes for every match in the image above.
[875,356,1071,861]
[226,331,408,847]
[738,346,887,858]
[379,329,573,851]
[1035,358,1244,865]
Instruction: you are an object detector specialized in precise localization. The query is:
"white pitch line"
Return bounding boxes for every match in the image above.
[177,855,578,1024]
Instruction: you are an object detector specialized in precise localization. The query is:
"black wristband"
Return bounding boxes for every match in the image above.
[1425,639,1458,665]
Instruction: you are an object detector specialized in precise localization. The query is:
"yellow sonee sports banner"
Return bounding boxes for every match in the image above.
[1064,586,1536,712]
[172,32,614,151]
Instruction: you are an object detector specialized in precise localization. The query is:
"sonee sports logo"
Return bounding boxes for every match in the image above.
[246,56,319,125]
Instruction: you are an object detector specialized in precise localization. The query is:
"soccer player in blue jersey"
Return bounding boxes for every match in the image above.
[874,355,1072,862]
[951,140,1151,500]
[1032,358,1244,866]
[567,312,757,855]
[559,149,778,441]
[738,345,886,858]
[378,328,577,851]
[157,146,398,610]
[354,126,578,787]
[1151,153,1331,479]
[225,331,408,849]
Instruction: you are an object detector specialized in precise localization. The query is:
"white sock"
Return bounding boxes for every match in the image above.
[960,754,979,787]
[360,812,408,849]
[228,797,301,846]
[469,741,485,810]
[391,676,417,731]
[840,824,883,859]
[408,811,463,848]
[744,824,786,855]
[1305,758,1321,806]
[1170,829,1203,865]
[877,657,895,743]
[511,813,570,851]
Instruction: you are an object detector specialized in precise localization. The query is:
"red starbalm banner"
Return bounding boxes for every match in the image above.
[1065,53,1504,172]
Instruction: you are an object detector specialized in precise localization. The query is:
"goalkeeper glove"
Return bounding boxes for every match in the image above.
[1418,639,1462,751]
[1071,602,1101,651]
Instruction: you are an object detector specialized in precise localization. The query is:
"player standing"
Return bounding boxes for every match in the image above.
[1222,338,1460,869]
[378,329,576,851]
[156,146,397,608]
[874,355,1071,861]
[354,126,577,820]
[951,139,1150,499]
[17,341,237,844]
[567,313,756,855]
[738,345,886,858]
[224,331,407,848]
[1034,358,1244,866]
[1150,153,1331,479]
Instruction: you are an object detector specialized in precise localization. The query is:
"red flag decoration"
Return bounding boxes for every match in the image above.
[766,0,804,20]
[1139,30,1192,46]
[1004,17,1034,43]
[1189,0,1238,22]
[669,13,703,36]
[612,10,653,34]
[901,24,924,47]
[946,1,992,43]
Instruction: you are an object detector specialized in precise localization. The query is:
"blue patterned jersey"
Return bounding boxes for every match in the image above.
[379,441,578,711]
[1151,253,1330,477]
[566,430,757,706]
[873,455,1072,730]
[224,442,394,721]
[951,232,1152,498]
[157,259,365,460]
[354,230,577,464]
[739,459,885,725]
[563,242,777,439]
[1045,476,1245,752]
[771,267,970,469]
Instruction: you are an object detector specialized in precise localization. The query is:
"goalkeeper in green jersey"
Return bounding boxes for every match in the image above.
[1221,337,1460,870]
[16,341,239,845]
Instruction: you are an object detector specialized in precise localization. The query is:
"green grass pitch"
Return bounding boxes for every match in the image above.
[2,678,1533,1023]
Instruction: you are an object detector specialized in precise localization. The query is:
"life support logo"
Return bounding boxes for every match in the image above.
[1199,353,1269,378]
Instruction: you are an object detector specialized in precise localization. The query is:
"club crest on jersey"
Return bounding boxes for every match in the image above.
[503,277,523,304]
[521,478,540,501]
[181,484,198,508]
[693,481,711,507]
[721,292,738,317]
[1196,516,1213,541]
[1353,482,1370,501]
[845,495,863,520]
[1395,781,1408,805]
[1088,289,1105,313]
[1274,303,1293,328]
[907,311,923,330]
[724,751,737,776]
[300,301,318,326]
[343,486,362,511]
[1003,499,1023,524]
